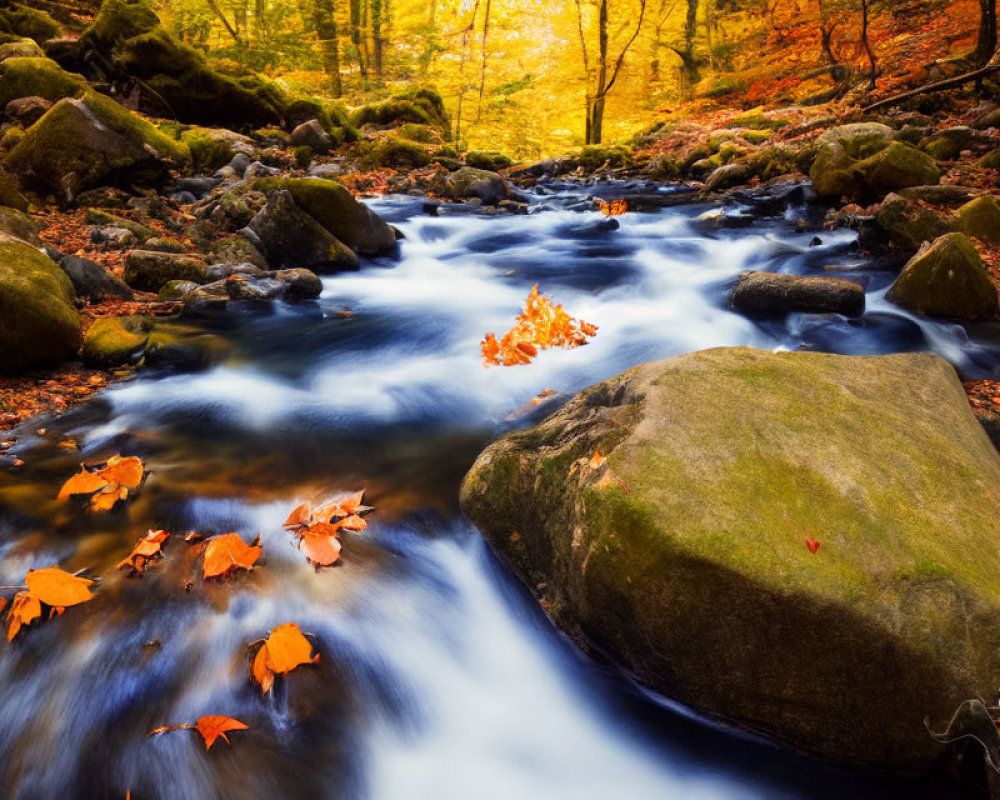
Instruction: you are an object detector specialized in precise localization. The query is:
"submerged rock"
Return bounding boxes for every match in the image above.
[886,233,998,320]
[460,347,1000,770]
[730,270,865,317]
[0,241,81,372]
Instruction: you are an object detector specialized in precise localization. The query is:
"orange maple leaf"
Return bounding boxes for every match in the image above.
[202,533,261,580]
[250,623,320,694]
[150,715,249,750]
[117,530,170,576]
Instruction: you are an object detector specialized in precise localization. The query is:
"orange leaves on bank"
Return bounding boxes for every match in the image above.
[150,716,249,750]
[117,530,170,576]
[599,199,628,216]
[58,455,146,512]
[481,285,598,367]
[202,533,262,580]
[5,566,95,641]
[250,623,319,694]
[283,491,373,567]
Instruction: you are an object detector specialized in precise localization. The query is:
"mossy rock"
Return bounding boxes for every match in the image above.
[919,126,982,161]
[395,123,442,144]
[0,4,60,43]
[207,233,267,269]
[704,163,753,191]
[576,144,633,171]
[953,195,1000,246]
[178,126,249,172]
[727,113,790,131]
[0,37,43,61]
[319,101,359,142]
[0,57,87,107]
[874,193,953,254]
[979,149,1000,169]
[465,150,513,171]
[1,125,23,150]
[284,98,322,128]
[81,315,148,367]
[158,279,197,300]
[697,75,744,99]
[123,249,209,293]
[744,145,797,182]
[460,347,1000,770]
[739,129,772,145]
[887,232,998,320]
[0,240,80,372]
[0,165,26,210]
[363,136,432,169]
[84,210,155,243]
[350,87,451,140]
[7,91,190,196]
[646,154,680,180]
[143,321,227,371]
[81,0,159,47]
[0,206,40,243]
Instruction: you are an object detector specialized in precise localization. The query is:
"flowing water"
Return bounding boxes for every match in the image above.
[1,183,997,799]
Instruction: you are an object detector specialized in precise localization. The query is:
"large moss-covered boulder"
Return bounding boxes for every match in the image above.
[444,167,508,205]
[350,87,450,139]
[249,177,396,256]
[123,249,209,293]
[460,347,1000,770]
[887,233,998,320]
[0,240,81,372]
[81,315,148,367]
[0,206,40,243]
[0,57,86,107]
[6,92,189,196]
[363,136,432,169]
[810,124,940,203]
[0,5,60,43]
[0,164,26,211]
[873,193,953,254]
[0,38,44,62]
[919,126,985,161]
[953,195,1000,246]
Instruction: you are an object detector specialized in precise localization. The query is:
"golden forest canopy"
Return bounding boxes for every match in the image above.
[152,0,985,155]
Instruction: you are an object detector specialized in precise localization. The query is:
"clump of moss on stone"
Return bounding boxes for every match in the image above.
[0,4,60,43]
[178,126,238,172]
[81,315,149,367]
[575,144,633,171]
[0,57,87,106]
[363,137,433,169]
[466,150,513,171]
[351,87,451,140]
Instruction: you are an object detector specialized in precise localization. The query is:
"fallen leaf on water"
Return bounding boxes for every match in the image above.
[117,530,171,576]
[298,523,343,567]
[100,455,145,489]
[805,538,821,554]
[250,622,319,694]
[57,454,146,512]
[0,596,5,616]
[202,533,261,580]
[24,566,94,607]
[5,591,41,641]
[283,492,373,567]
[599,198,628,216]
[150,715,248,750]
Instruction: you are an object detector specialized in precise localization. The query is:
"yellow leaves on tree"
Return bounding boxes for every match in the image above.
[58,455,146,512]
[202,533,261,581]
[150,715,249,750]
[5,566,95,641]
[599,199,628,216]
[117,530,170,577]
[250,622,319,695]
[283,492,373,567]
[481,285,598,367]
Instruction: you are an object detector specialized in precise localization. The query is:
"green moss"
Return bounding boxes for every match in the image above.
[727,113,789,131]
[320,101,359,141]
[740,129,772,145]
[0,166,27,211]
[0,4,60,43]
[293,145,313,168]
[0,206,40,243]
[82,0,159,47]
[84,209,155,242]
[0,57,87,107]
[179,126,236,172]
[465,150,513,171]
[953,195,1000,246]
[0,37,44,60]
[81,315,148,367]
[396,123,441,144]
[979,149,1000,169]
[363,137,432,169]
[576,144,633,170]
[350,87,451,140]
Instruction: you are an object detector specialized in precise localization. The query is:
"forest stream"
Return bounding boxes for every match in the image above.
[1,183,998,799]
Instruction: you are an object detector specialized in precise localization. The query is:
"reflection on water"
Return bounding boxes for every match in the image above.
[1,183,995,799]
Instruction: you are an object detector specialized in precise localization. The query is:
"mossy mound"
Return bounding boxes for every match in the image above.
[874,193,953,254]
[81,315,148,367]
[0,37,43,61]
[953,195,1000,246]
[0,164,26,210]
[461,347,1000,770]
[979,149,1000,169]
[575,144,633,171]
[395,123,442,144]
[0,206,41,243]
[123,250,209,293]
[0,57,87,107]
[363,137,432,169]
[350,87,451,140]
[887,233,998,320]
[0,240,81,372]
[84,209,155,243]
[465,150,513,171]
[0,4,60,43]
[7,91,189,196]
[177,126,249,172]
[207,233,267,269]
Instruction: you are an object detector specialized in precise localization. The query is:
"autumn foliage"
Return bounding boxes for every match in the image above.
[58,455,146,512]
[250,623,320,694]
[5,566,95,641]
[117,530,171,576]
[150,716,249,750]
[202,533,262,580]
[481,285,598,367]
[282,491,373,567]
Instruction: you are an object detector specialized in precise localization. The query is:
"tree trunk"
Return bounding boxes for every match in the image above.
[860,0,876,90]
[313,0,342,97]
[977,0,998,67]
[475,0,492,123]
[372,0,384,79]
[350,0,370,89]
[589,0,608,144]
[204,0,244,47]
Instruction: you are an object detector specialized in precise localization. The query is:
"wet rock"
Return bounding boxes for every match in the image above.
[460,347,1000,770]
[0,241,81,373]
[228,152,252,178]
[158,279,198,300]
[897,184,974,207]
[290,119,331,153]
[272,268,322,300]
[953,195,1000,246]
[179,267,321,317]
[5,95,51,126]
[143,322,228,371]
[873,193,953,254]
[81,315,148,367]
[168,176,219,200]
[244,189,358,273]
[207,233,268,270]
[59,254,134,302]
[123,249,209,293]
[730,270,865,317]
[887,233,998,320]
[90,226,137,250]
[704,163,753,191]
[445,167,508,205]
[919,126,986,160]
[6,93,189,197]
[308,163,345,179]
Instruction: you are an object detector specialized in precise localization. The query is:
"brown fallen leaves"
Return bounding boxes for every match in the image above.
[117,530,170,576]
[283,492,373,567]
[599,199,628,216]
[5,566,95,641]
[250,623,319,694]
[202,533,262,580]
[150,715,249,750]
[481,285,598,367]
[58,455,146,512]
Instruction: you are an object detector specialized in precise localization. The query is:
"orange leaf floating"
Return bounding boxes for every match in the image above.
[57,454,146,512]
[283,492,373,567]
[24,566,94,607]
[150,715,248,750]
[481,285,597,367]
[298,524,343,567]
[202,533,261,581]
[117,530,171,576]
[599,198,628,216]
[250,623,319,694]
[5,591,41,641]
[0,596,5,616]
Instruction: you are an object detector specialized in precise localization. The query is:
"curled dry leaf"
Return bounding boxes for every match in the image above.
[57,454,146,512]
[298,526,343,567]
[250,622,319,695]
[150,715,248,750]
[481,285,597,367]
[117,530,171,576]
[283,492,373,567]
[5,591,41,641]
[24,566,94,607]
[202,533,261,581]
